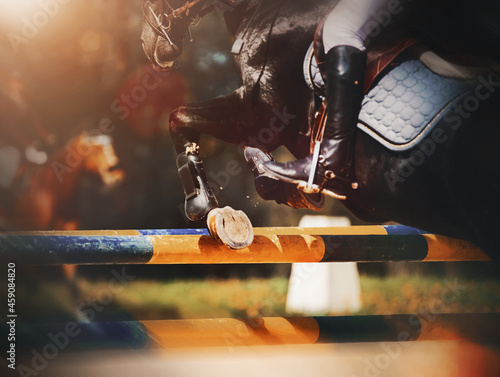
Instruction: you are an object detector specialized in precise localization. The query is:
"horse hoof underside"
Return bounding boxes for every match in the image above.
[206,206,254,250]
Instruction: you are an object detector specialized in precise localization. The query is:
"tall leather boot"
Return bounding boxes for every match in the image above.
[263,45,366,198]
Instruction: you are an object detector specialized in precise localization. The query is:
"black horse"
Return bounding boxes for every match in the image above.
[141,0,500,258]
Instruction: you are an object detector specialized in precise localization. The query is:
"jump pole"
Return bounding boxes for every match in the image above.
[0,225,489,265]
[15,313,500,350]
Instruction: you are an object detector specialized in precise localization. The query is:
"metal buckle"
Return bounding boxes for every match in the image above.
[144,2,175,45]
[185,143,200,155]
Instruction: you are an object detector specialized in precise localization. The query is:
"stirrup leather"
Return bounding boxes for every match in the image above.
[299,107,358,201]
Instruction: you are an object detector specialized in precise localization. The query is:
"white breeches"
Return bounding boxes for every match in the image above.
[323,0,405,52]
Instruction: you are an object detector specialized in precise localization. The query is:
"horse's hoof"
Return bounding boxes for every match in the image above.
[207,206,254,250]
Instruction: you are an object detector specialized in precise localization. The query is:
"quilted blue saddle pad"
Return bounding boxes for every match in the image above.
[304,44,475,151]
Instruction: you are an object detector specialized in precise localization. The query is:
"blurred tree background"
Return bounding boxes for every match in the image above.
[0,0,352,232]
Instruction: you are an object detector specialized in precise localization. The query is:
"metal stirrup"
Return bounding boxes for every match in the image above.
[307,140,322,190]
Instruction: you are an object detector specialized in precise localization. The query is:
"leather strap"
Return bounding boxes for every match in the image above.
[313,16,328,84]
[364,38,418,92]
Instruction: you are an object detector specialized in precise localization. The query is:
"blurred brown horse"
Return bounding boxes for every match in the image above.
[4,133,124,231]
[0,131,124,318]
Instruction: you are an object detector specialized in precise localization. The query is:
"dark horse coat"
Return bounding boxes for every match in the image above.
[141,0,500,259]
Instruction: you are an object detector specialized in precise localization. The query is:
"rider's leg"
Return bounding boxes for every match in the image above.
[322,0,391,52]
[264,0,402,197]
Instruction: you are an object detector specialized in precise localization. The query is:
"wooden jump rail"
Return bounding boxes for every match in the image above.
[16,313,500,349]
[0,225,489,265]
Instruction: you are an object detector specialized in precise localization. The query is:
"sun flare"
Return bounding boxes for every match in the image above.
[0,0,41,18]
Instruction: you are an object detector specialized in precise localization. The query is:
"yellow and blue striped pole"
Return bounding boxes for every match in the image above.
[0,226,489,265]
[15,313,500,350]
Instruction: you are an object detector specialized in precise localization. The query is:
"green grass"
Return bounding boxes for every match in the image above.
[358,276,500,315]
[78,277,289,320]
[11,275,500,321]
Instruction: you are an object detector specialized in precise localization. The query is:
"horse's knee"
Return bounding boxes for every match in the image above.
[169,107,197,152]
[169,106,188,133]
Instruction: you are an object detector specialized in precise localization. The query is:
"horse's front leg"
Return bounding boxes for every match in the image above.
[170,91,254,249]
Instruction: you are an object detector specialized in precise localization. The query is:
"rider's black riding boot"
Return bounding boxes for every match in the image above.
[264,45,366,198]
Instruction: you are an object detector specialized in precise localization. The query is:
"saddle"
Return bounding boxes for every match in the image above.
[304,21,487,152]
